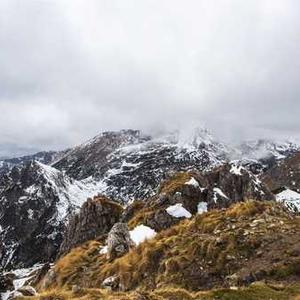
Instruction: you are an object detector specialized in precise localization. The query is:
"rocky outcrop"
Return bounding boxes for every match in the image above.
[106,223,134,260]
[126,164,274,232]
[59,196,123,256]
[262,151,300,193]
[204,163,275,209]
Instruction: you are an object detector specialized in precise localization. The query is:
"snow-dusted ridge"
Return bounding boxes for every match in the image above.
[0,161,102,269]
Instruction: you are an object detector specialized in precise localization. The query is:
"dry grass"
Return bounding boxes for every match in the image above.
[158,172,192,195]
[17,283,300,300]
[47,200,300,293]
[53,240,107,288]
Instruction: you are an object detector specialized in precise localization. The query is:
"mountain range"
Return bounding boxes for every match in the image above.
[1,128,300,299]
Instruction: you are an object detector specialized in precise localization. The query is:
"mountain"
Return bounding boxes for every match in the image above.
[0,161,99,270]
[0,128,299,271]
[53,128,230,201]
[0,151,68,177]
[236,139,300,174]
[1,128,300,299]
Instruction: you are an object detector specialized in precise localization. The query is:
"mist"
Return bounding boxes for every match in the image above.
[1,0,300,156]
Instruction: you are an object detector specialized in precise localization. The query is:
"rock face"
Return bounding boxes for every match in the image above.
[205,163,275,209]
[106,223,134,260]
[262,151,300,193]
[59,196,123,256]
[125,163,274,232]
[0,161,97,270]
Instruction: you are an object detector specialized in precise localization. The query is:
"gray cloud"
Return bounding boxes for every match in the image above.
[1,0,300,156]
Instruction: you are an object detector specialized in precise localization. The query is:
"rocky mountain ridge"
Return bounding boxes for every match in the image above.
[0,151,68,178]
[0,128,299,278]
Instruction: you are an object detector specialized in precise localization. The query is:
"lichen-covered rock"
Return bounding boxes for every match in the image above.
[59,196,123,256]
[106,223,134,260]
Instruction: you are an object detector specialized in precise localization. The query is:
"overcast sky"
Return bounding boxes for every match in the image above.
[0,0,300,156]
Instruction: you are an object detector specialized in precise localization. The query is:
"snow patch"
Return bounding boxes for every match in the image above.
[100,245,108,254]
[230,164,244,176]
[197,202,208,214]
[129,225,157,245]
[166,203,192,218]
[185,177,199,188]
[213,188,229,202]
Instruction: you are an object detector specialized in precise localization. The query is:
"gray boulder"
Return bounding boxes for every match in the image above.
[107,223,134,260]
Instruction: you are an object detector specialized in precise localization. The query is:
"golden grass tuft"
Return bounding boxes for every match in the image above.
[158,172,192,195]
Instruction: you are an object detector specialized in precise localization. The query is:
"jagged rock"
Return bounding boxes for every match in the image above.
[0,272,15,292]
[107,223,134,260]
[204,163,275,209]
[17,285,37,296]
[59,196,123,256]
[125,165,274,232]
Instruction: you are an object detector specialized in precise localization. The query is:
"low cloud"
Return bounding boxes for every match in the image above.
[1,0,300,156]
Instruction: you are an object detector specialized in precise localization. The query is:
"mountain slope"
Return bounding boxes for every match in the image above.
[29,201,300,300]
[53,128,230,201]
[0,161,99,270]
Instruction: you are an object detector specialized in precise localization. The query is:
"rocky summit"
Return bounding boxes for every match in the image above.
[0,128,300,300]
